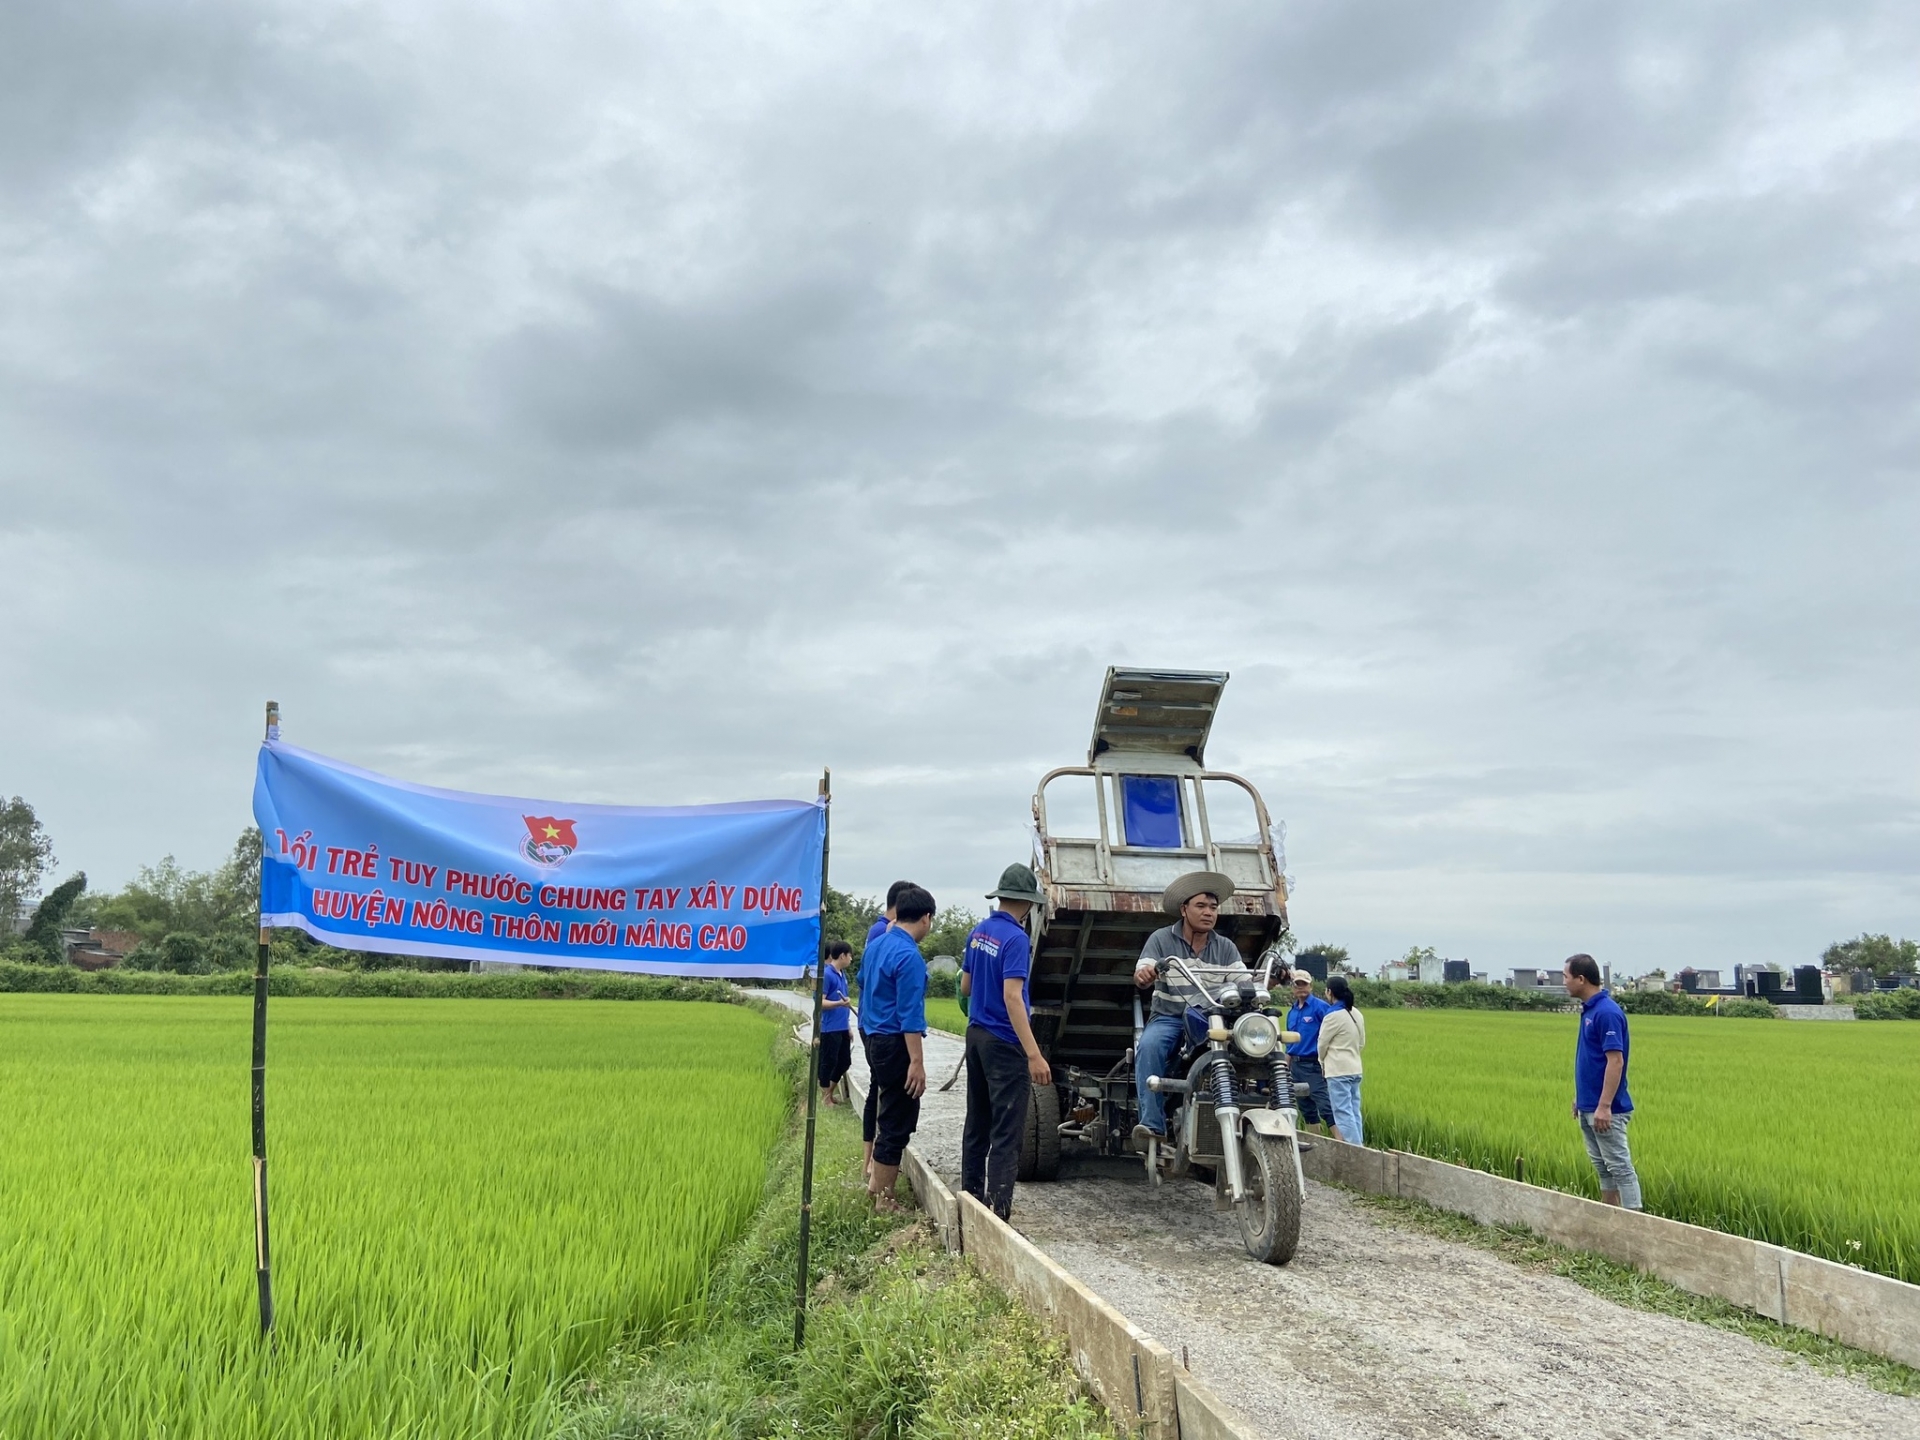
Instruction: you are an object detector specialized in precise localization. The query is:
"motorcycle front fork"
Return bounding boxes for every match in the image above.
[1209,1045,1248,1203]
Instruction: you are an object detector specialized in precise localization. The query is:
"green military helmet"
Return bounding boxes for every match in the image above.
[986,863,1045,904]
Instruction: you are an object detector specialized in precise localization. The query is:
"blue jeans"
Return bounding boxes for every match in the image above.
[1134,1014,1185,1136]
[1578,1111,1642,1210]
[1326,1073,1363,1145]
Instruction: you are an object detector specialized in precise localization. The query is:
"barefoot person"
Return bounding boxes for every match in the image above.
[817,941,854,1106]
[959,864,1051,1220]
[1563,953,1642,1210]
[860,885,934,1212]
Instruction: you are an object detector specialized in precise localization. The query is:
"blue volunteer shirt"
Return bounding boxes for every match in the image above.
[820,964,851,1034]
[859,926,927,1036]
[1285,993,1336,1058]
[1575,988,1634,1114]
[962,908,1033,1048]
[865,916,889,947]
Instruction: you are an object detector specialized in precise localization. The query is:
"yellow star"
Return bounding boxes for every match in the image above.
[543,824,560,839]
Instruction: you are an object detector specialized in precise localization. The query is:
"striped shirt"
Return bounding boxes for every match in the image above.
[1140,923,1250,1016]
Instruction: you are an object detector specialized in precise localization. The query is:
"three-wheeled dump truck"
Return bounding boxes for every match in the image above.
[1013,667,1306,1263]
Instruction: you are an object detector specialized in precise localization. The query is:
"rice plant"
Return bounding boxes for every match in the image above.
[1359,1009,1920,1284]
[0,995,787,1439]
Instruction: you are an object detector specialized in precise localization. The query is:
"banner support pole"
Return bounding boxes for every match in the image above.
[253,701,277,1337]
[794,767,830,1351]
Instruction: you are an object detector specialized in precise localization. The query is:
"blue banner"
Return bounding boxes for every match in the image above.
[253,741,824,978]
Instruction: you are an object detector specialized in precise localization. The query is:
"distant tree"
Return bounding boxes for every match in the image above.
[921,905,981,966]
[72,829,262,944]
[1822,933,1920,978]
[1296,942,1352,973]
[19,872,88,963]
[822,886,882,960]
[0,796,56,935]
[158,932,210,975]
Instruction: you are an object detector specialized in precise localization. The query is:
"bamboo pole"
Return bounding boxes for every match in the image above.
[253,701,277,1336]
[793,767,831,1350]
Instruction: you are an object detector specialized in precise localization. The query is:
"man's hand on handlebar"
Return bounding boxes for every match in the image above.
[1133,959,1160,987]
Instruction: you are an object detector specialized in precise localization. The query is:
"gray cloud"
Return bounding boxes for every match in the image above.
[3,0,1917,977]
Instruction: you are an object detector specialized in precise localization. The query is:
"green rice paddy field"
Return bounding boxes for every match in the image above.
[0,995,787,1440]
[1361,1009,1920,1285]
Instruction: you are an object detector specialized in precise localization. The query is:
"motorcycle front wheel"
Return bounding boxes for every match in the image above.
[1238,1132,1301,1265]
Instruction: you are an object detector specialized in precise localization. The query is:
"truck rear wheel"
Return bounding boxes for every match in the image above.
[1017,1082,1062,1182]
[1238,1132,1300,1265]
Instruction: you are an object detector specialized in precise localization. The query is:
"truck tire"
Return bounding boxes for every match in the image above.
[1017,1082,1063,1182]
[1238,1132,1301,1265]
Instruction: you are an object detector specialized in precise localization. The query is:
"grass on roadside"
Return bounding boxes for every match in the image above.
[923,995,967,1036]
[1349,1191,1920,1398]
[557,1068,1118,1440]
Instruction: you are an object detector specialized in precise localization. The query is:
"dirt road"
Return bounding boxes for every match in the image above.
[752,990,1919,1439]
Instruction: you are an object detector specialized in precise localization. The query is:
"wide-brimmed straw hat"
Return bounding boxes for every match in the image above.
[986,863,1046,904]
[1161,870,1235,915]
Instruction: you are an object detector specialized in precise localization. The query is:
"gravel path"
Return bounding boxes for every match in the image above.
[749,990,1920,1439]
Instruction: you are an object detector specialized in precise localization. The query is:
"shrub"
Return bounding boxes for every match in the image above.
[158,932,210,974]
[1715,998,1778,1020]
[1615,989,1710,1016]
[1855,989,1920,1021]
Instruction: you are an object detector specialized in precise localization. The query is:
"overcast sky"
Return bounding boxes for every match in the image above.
[3,2,1916,975]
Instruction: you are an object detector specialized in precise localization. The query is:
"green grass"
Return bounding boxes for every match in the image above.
[922,995,967,1035]
[561,1072,1116,1440]
[0,959,737,1001]
[1352,1192,1920,1396]
[1360,1008,1920,1284]
[0,995,788,1439]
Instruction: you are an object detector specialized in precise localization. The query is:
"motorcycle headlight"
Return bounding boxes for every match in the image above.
[1232,1012,1278,1059]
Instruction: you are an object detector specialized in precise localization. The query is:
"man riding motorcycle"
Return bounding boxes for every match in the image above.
[1130,870,1251,1153]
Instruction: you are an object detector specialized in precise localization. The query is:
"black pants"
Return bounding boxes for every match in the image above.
[863,1032,919,1167]
[961,1026,1030,1218]
[818,1029,852,1089]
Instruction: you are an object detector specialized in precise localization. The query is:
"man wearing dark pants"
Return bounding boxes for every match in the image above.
[859,885,935,1212]
[1284,970,1337,1138]
[959,864,1052,1220]
[1563,952,1642,1209]
[817,941,855,1105]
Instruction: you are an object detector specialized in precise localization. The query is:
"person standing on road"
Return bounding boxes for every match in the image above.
[1563,953,1642,1210]
[857,880,915,1177]
[1284,970,1338,1139]
[1131,871,1250,1152]
[817,941,854,1106]
[860,885,935,1213]
[1316,975,1366,1145]
[959,864,1051,1220]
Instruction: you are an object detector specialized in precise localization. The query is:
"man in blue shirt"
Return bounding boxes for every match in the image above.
[859,885,935,1212]
[1284,970,1338,1138]
[817,941,855,1106]
[864,879,918,949]
[1563,953,1642,1210]
[959,864,1051,1219]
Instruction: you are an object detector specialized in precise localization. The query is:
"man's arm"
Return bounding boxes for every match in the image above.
[1593,1050,1624,1129]
[1134,929,1167,986]
[1003,977,1051,1083]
